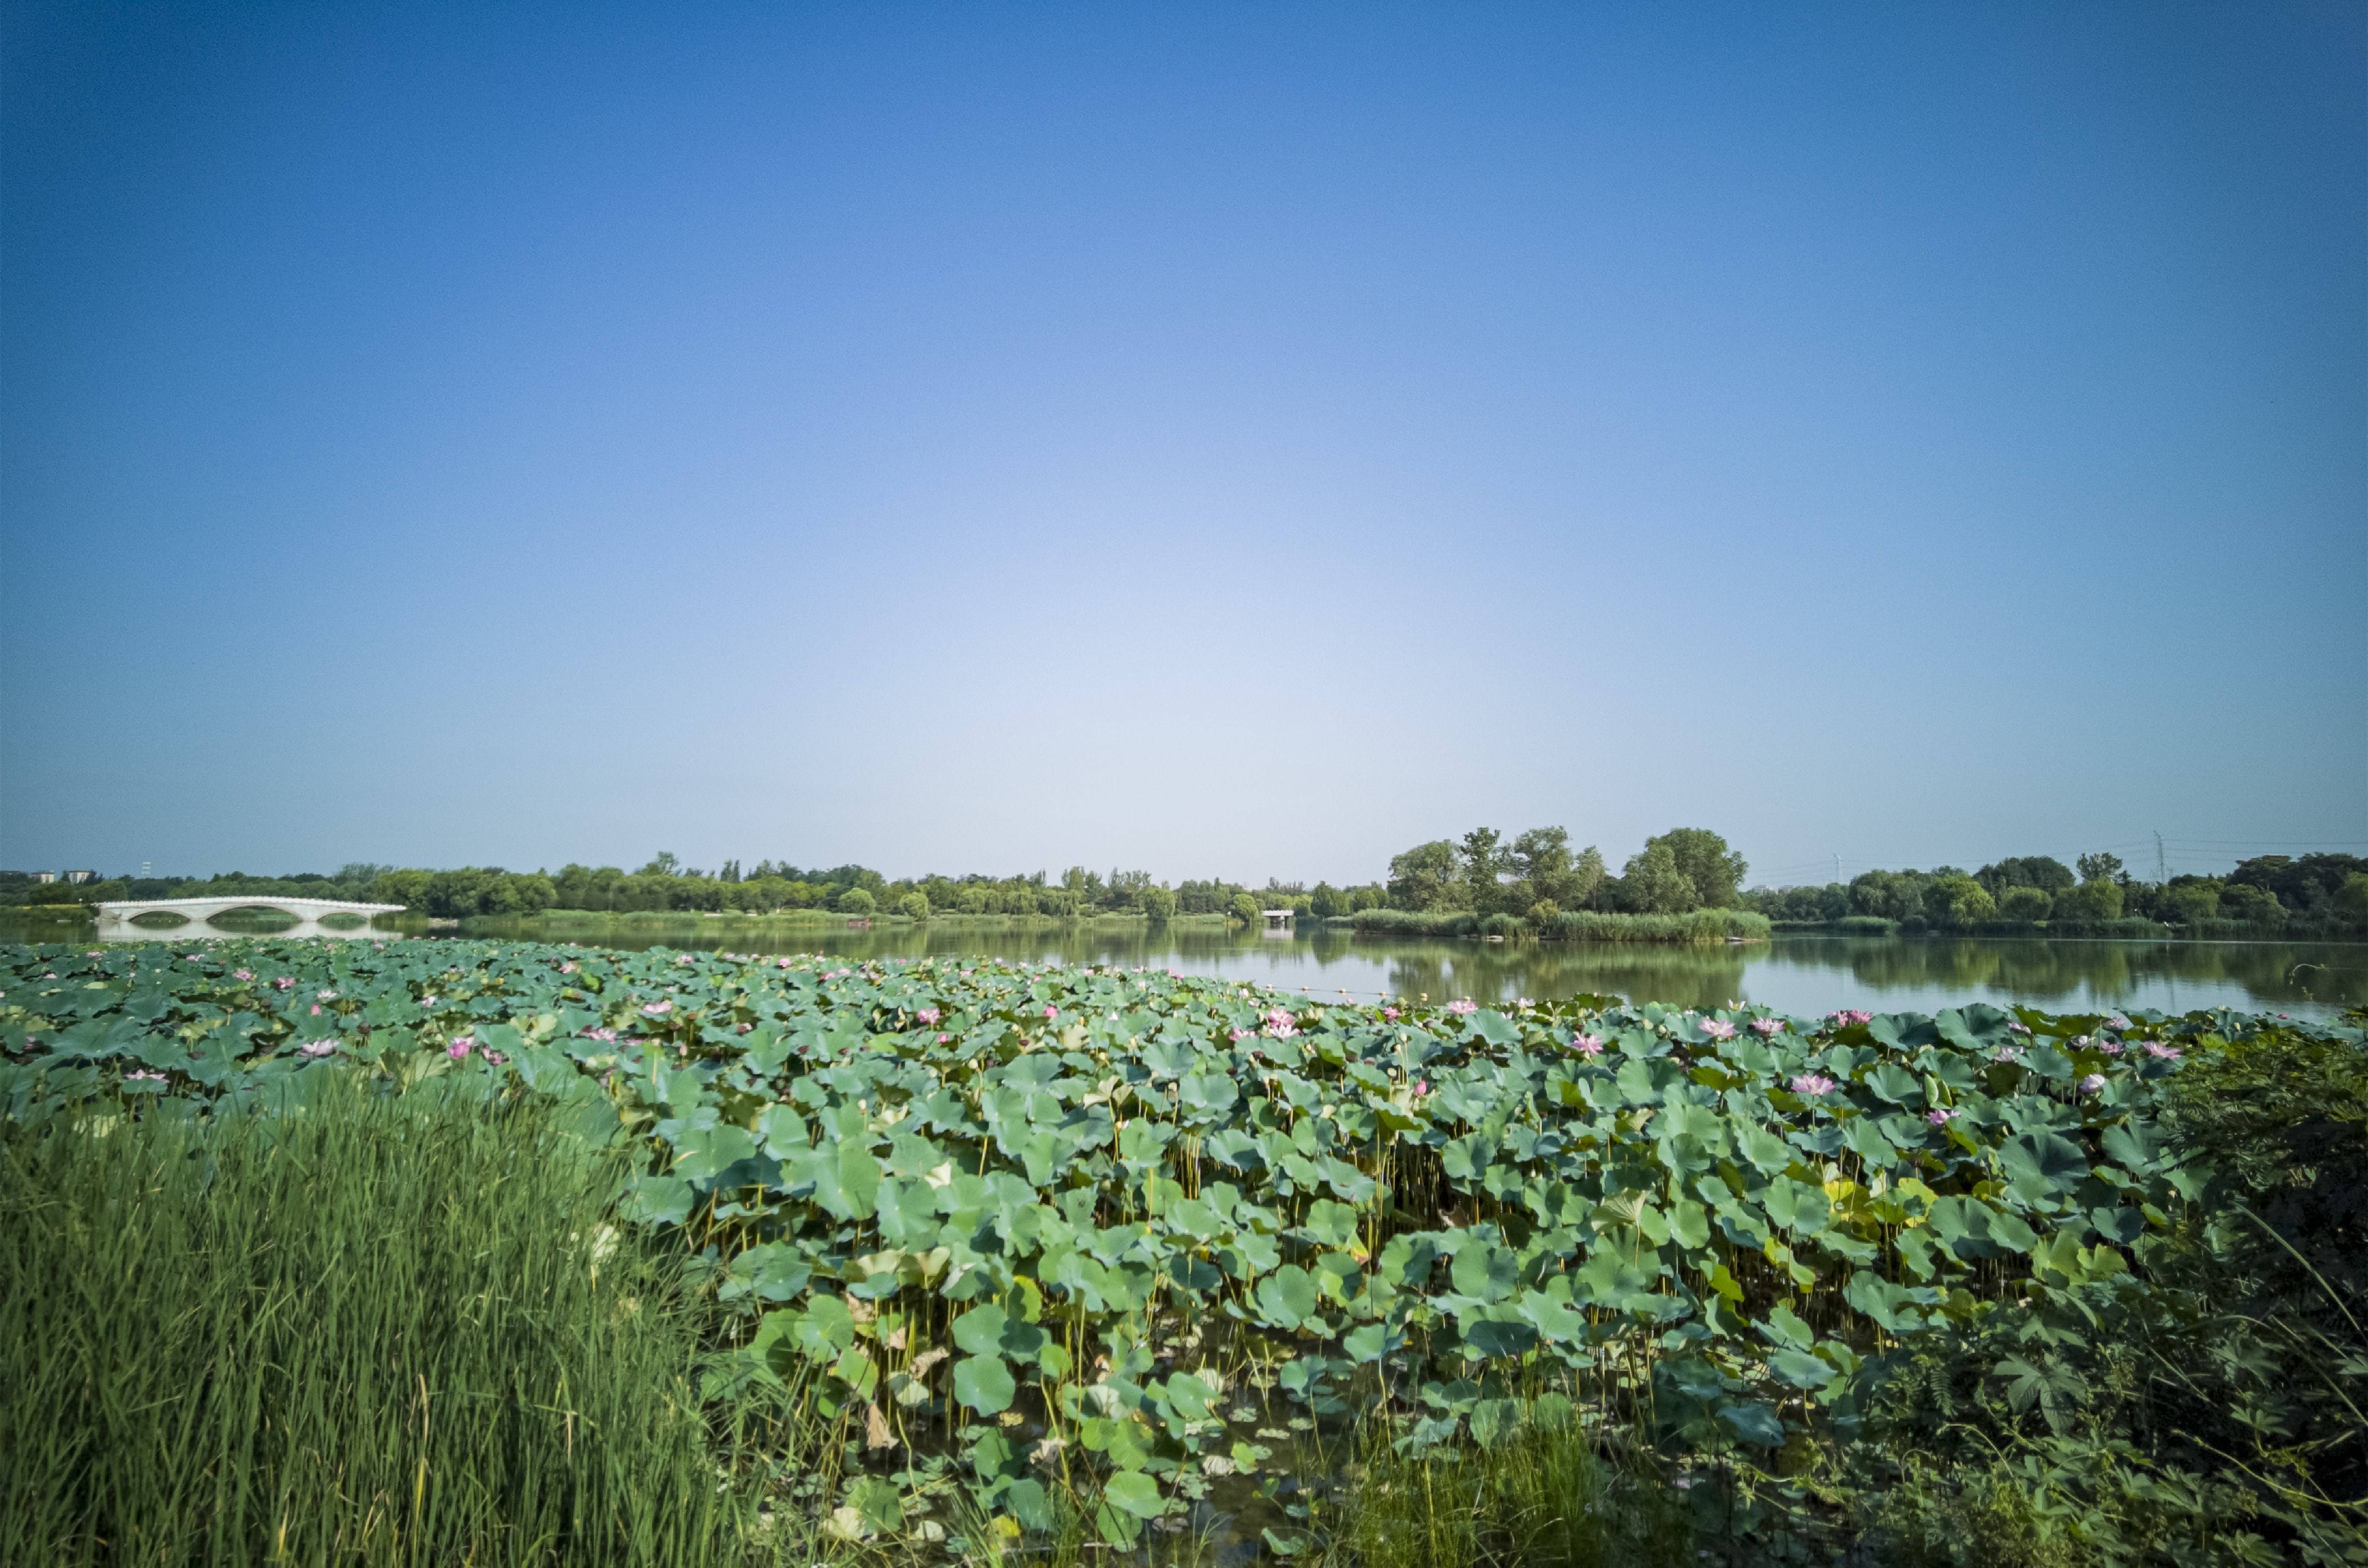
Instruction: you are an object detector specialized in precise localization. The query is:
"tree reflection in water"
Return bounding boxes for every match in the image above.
[427,916,2366,1020]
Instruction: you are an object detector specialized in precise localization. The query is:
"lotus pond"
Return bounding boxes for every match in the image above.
[4,938,2361,1565]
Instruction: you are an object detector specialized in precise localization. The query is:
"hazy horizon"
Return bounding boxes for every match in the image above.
[6,2,2362,886]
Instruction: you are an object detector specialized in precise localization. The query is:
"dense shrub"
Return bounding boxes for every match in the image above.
[1839,1018,2368,1566]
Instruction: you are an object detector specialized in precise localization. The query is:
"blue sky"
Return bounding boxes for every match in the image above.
[4,1,2361,886]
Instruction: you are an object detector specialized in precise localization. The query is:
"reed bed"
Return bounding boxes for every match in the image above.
[0,1078,793,1568]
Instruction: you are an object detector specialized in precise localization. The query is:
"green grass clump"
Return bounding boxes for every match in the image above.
[0,1078,778,1568]
[1322,1413,1694,1568]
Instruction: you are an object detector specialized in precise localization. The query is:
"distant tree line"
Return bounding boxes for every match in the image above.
[1742,851,2368,933]
[0,857,1246,923]
[0,828,1756,926]
[14,840,2357,934]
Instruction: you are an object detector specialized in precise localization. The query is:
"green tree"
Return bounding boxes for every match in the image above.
[1229,892,1261,926]
[2076,851,2126,885]
[1457,828,1507,911]
[1927,874,1998,929]
[837,887,877,915]
[896,891,929,920]
[2336,873,2368,922]
[1387,841,1461,911]
[1309,882,1345,918]
[2162,881,2221,924]
[2058,878,2125,921]
[639,852,681,877]
[370,869,432,910]
[1619,842,1697,913]
[1850,870,1924,922]
[1506,827,1607,911]
[1996,886,2053,923]
[1646,828,1747,909]
[2219,883,2284,924]
[1139,885,1177,921]
[1974,856,2076,895]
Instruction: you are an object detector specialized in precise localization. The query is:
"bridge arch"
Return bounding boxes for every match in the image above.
[93,896,408,935]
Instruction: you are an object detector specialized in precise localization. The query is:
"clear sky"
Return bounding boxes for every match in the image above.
[4,1,2362,887]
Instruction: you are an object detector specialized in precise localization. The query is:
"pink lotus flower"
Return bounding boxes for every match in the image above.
[1043,1005,1058,1018]
[1829,1009,1874,1026]
[273,977,295,991]
[1573,1033,1605,1057]
[559,962,577,973]
[641,1000,673,1017]
[2080,1073,2107,1094]
[2008,1021,2032,1034]
[1263,1008,1298,1039]
[317,989,337,1001]
[1229,1028,1251,1043]
[297,1041,336,1059]
[1382,1006,1400,1021]
[2145,1042,2182,1060]
[1447,999,1478,1016]
[125,1069,166,1082]
[448,1037,474,1060]
[483,1051,506,1065]
[1751,1017,1782,1037]
[1926,1107,1959,1126]
[778,958,793,968]
[1412,1079,1430,1095]
[937,1032,950,1043]
[1992,1046,2024,1064]
[233,968,255,981]
[1701,1019,1737,1041]
[308,1004,322,1016]
[2098,1039,2124,1055]
[582,1027,618,1043]
[1790,1074,1837,1096]
[917,1007,941,1026]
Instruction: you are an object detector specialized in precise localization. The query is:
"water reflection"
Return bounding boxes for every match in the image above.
[492,920,2363,1020]
[4,909,2355,1018]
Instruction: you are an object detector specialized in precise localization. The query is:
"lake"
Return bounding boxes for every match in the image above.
[15,907,2356,1019]
[485,919,2364,1020]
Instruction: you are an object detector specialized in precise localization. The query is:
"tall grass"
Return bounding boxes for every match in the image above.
[1319,1413,1696,1568]
[0,1078,790,1568]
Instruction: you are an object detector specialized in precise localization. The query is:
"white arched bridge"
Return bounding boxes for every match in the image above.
[94,896,407,938]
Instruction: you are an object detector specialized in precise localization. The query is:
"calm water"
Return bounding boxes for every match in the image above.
[12,909,2357,1020]
[484,920,2366,1020]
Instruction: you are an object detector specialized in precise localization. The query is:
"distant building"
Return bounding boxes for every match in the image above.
[62,870,99,885]
[1261,908,1295,934]
[30,871,57,884]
